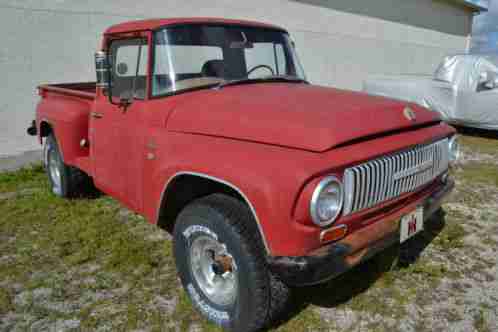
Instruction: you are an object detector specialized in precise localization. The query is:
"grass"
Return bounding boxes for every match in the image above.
[0,164,45,193]
[460,135,498,156]
[0,165,180,330]
[0,287,13,314]
[431,219,467,251]
[473,308,491,332]
[458,134,498,188]
[459,163,498,187]
[0,165,329,331]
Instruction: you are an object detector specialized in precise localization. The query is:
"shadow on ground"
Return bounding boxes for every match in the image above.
[269,210,447,329]
[455,125,498,140]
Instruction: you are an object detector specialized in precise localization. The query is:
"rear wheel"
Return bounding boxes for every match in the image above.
[173,194,291,331]
[43,133,93,198]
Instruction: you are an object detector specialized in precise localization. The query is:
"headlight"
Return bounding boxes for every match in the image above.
[448,135,460,163]
[310,176,344,227]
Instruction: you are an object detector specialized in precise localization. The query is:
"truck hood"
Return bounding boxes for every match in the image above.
[167,83,441,152]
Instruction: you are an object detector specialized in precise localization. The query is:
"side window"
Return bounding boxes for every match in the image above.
[110,39,148,99]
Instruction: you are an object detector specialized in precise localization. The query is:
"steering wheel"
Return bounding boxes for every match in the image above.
[247,65,275,77]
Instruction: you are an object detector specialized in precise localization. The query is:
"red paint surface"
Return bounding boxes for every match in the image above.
[34,19,455,256]
[167,83,442,152]
[104,17,287,35]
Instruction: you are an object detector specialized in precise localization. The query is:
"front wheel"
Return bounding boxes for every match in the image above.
[173,194,291,331]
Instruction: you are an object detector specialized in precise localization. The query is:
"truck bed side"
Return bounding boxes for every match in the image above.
[39,82,97,99]
[36,82,96,175]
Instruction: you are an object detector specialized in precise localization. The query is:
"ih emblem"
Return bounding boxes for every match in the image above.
[407,216,418,236]
[403,106,417,122]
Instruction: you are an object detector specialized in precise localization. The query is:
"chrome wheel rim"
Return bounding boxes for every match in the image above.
[189,235,238,307]
[48,147,62,194]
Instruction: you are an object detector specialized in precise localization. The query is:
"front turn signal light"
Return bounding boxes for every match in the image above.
[320,224,347,244]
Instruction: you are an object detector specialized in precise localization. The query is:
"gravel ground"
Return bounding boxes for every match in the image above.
[0,132,497,332]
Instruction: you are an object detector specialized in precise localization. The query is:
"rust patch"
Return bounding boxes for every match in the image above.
[345,247,369,266]
[215,255,234,273]
[339,217,399,254]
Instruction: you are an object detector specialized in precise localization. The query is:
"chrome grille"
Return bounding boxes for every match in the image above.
[343,138,449,215]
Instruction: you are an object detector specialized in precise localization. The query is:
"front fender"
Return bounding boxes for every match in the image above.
[143,132,318,257]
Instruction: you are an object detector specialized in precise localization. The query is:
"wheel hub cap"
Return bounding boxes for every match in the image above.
[189,235,238,307]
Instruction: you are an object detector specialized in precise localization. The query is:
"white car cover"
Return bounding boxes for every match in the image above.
[363,55,498,130]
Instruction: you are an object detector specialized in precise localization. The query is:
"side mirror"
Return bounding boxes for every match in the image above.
[95,51,111,93]
[480,70,497,89]
[95,50,125,108]
[484,71,498,89]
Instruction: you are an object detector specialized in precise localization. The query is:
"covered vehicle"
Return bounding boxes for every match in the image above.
[363,54,498,130]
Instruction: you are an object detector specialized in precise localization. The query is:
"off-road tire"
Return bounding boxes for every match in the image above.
[43,133,94,198]
[173,193,291,331]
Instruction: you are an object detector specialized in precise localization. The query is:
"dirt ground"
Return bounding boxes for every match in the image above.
[0,131,497,332]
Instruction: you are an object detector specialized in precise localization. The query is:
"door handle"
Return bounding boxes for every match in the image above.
[91,112,104,119]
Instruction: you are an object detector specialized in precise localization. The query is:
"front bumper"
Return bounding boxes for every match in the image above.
[267,179,454,286]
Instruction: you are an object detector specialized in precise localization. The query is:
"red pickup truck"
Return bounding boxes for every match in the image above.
[28,18,459,331]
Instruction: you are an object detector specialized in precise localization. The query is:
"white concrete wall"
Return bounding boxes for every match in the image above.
[0,0,473,156]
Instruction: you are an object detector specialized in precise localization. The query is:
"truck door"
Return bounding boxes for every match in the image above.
[91,37,149,212]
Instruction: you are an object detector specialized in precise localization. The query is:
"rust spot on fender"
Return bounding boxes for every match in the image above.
[339,217,399,258]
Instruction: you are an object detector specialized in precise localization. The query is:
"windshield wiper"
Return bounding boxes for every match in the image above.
[214,75,308,89]
[263,75,309,84]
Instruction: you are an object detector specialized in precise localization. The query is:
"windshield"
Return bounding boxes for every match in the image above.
[152,25,306,96]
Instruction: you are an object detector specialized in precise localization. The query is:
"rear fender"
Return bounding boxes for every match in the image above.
[36,96,91,165]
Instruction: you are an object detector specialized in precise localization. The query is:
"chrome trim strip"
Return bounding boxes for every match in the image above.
[386,157,393,200]
[400,153,406,194]
[373,160,382,205]
[364,164,371,209]
[359,165,367,210]
[354,167,361,211]
[157,171,271,254]
[380,157,388,202]
[407,150,414,191]
[394,154,401,197]
[343,169,354,216]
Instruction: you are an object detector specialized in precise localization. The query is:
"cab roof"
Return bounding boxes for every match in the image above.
[105,17,287,35]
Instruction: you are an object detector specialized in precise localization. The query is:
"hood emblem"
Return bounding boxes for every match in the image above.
[393,160,433,181]
[403,107,416,122]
